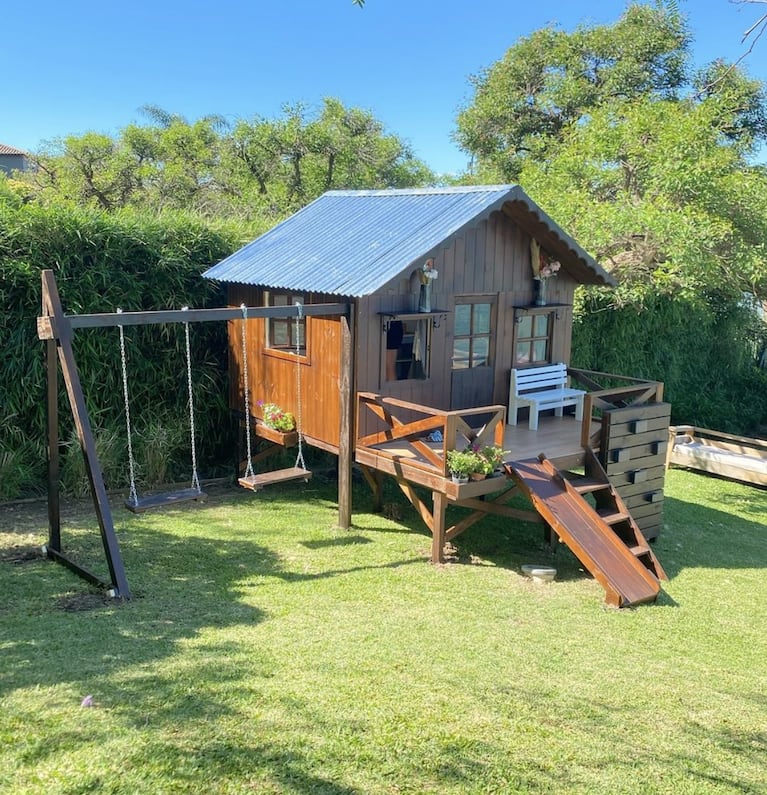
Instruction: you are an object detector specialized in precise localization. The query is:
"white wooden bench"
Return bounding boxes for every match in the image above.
[509,363,586,431]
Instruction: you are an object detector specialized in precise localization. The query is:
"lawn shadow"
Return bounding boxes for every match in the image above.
[655,490,767,578]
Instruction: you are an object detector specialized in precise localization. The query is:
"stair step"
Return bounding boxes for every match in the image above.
[572,477,610,494]
[596,507,631,525]
[629,544,651,557]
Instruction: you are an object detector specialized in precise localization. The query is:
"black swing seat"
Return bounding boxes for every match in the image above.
[125,487,207,513]
[238,467,312,492]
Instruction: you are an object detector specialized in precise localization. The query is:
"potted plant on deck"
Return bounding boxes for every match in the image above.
[446,448,489,483]
[446,449,477,484]
[479,445,508,475]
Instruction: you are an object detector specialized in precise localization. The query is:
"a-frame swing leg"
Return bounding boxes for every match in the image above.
[39,271,131,599]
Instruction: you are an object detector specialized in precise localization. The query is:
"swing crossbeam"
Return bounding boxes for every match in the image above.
[38,303,349,335]
[238,468,312,492]
[125,487,207,513]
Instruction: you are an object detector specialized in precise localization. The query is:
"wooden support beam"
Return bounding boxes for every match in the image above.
[432,491,447,563]
[45,337,61,552]
[359,464,384,512]
[41,271,131,599]
[394,477,434,529]
[41,302,349,332]
[338,307,354,530]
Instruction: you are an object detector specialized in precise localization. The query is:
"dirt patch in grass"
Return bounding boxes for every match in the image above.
[0,544,45,564]
[54,592,116,612]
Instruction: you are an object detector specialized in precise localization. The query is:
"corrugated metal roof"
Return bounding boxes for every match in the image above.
[204,185,612,296]
[0,143,27,155]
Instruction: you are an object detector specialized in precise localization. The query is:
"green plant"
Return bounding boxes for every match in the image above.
[135,416,185,487]
[446,448,486,477]
[259,401,296,432]
[480,445,507,471]
[60,426,124,497]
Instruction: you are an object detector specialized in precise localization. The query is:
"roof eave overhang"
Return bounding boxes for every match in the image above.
[501,196,617,287]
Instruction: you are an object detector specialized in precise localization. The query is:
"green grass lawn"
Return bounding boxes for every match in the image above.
[1,468,765,794]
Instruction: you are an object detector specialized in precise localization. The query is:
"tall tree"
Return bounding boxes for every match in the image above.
[21,99,432,222]
[456,2,690,180]
[455,1,767,302]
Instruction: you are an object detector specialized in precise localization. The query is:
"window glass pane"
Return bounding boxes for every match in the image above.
[534,314,549,336]
[272,295,288,307]
[452,339,470,369]
[532,340,548,362]
[473,304,491,334]
[272,320,289,347]
[517,315,533,338]
[454,305,471,336]
[472,337,489,367]
[516,343,531,365]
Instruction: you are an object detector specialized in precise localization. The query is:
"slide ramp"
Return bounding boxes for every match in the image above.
[507,455,662,607]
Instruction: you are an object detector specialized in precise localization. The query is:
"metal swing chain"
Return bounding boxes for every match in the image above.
[294,302,306,471]
[182,308,201,493]
[240,304,255,479]
[117,309,139,506]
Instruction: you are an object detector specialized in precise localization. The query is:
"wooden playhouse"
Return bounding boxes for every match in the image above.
[205,185,671,607]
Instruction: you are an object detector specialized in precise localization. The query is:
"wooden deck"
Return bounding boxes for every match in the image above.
[358,413,589,494]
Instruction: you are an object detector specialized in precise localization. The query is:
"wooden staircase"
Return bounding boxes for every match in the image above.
[506,449,666,607]
[561,448,666,583]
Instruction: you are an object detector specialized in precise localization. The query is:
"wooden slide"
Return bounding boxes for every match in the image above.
[506,453,665,608]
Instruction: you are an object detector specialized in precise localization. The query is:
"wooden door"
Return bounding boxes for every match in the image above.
[450,298,495,410]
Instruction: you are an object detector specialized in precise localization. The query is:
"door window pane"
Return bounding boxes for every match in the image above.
[454,304,471,336]
[472,337,489,367]
[473,304,491,334]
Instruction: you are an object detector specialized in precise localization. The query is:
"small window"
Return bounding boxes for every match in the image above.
[384,317,431,381]
[452,301,493,369]
[515,310,553,365]
[266,291,306,355]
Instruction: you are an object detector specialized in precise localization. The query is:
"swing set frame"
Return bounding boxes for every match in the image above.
[37,269,353,600]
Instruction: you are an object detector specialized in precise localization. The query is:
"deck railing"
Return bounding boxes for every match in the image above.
[356,392,506,478]
[567,368,664,449]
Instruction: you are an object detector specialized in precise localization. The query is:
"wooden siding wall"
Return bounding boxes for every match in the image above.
[356,210,578,413]
[227,284,344,452]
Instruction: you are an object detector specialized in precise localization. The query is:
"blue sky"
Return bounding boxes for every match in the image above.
[3,0,765,174]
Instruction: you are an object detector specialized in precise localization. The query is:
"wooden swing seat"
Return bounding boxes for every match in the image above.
[125,487,207,513]
[238,467,312,492]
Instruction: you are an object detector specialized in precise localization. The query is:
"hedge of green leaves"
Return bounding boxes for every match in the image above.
[2,203,765,502]
[0,203,238,500]
[572,290,767,435]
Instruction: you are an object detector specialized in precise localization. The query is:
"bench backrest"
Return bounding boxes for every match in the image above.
[511,363,568,395]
